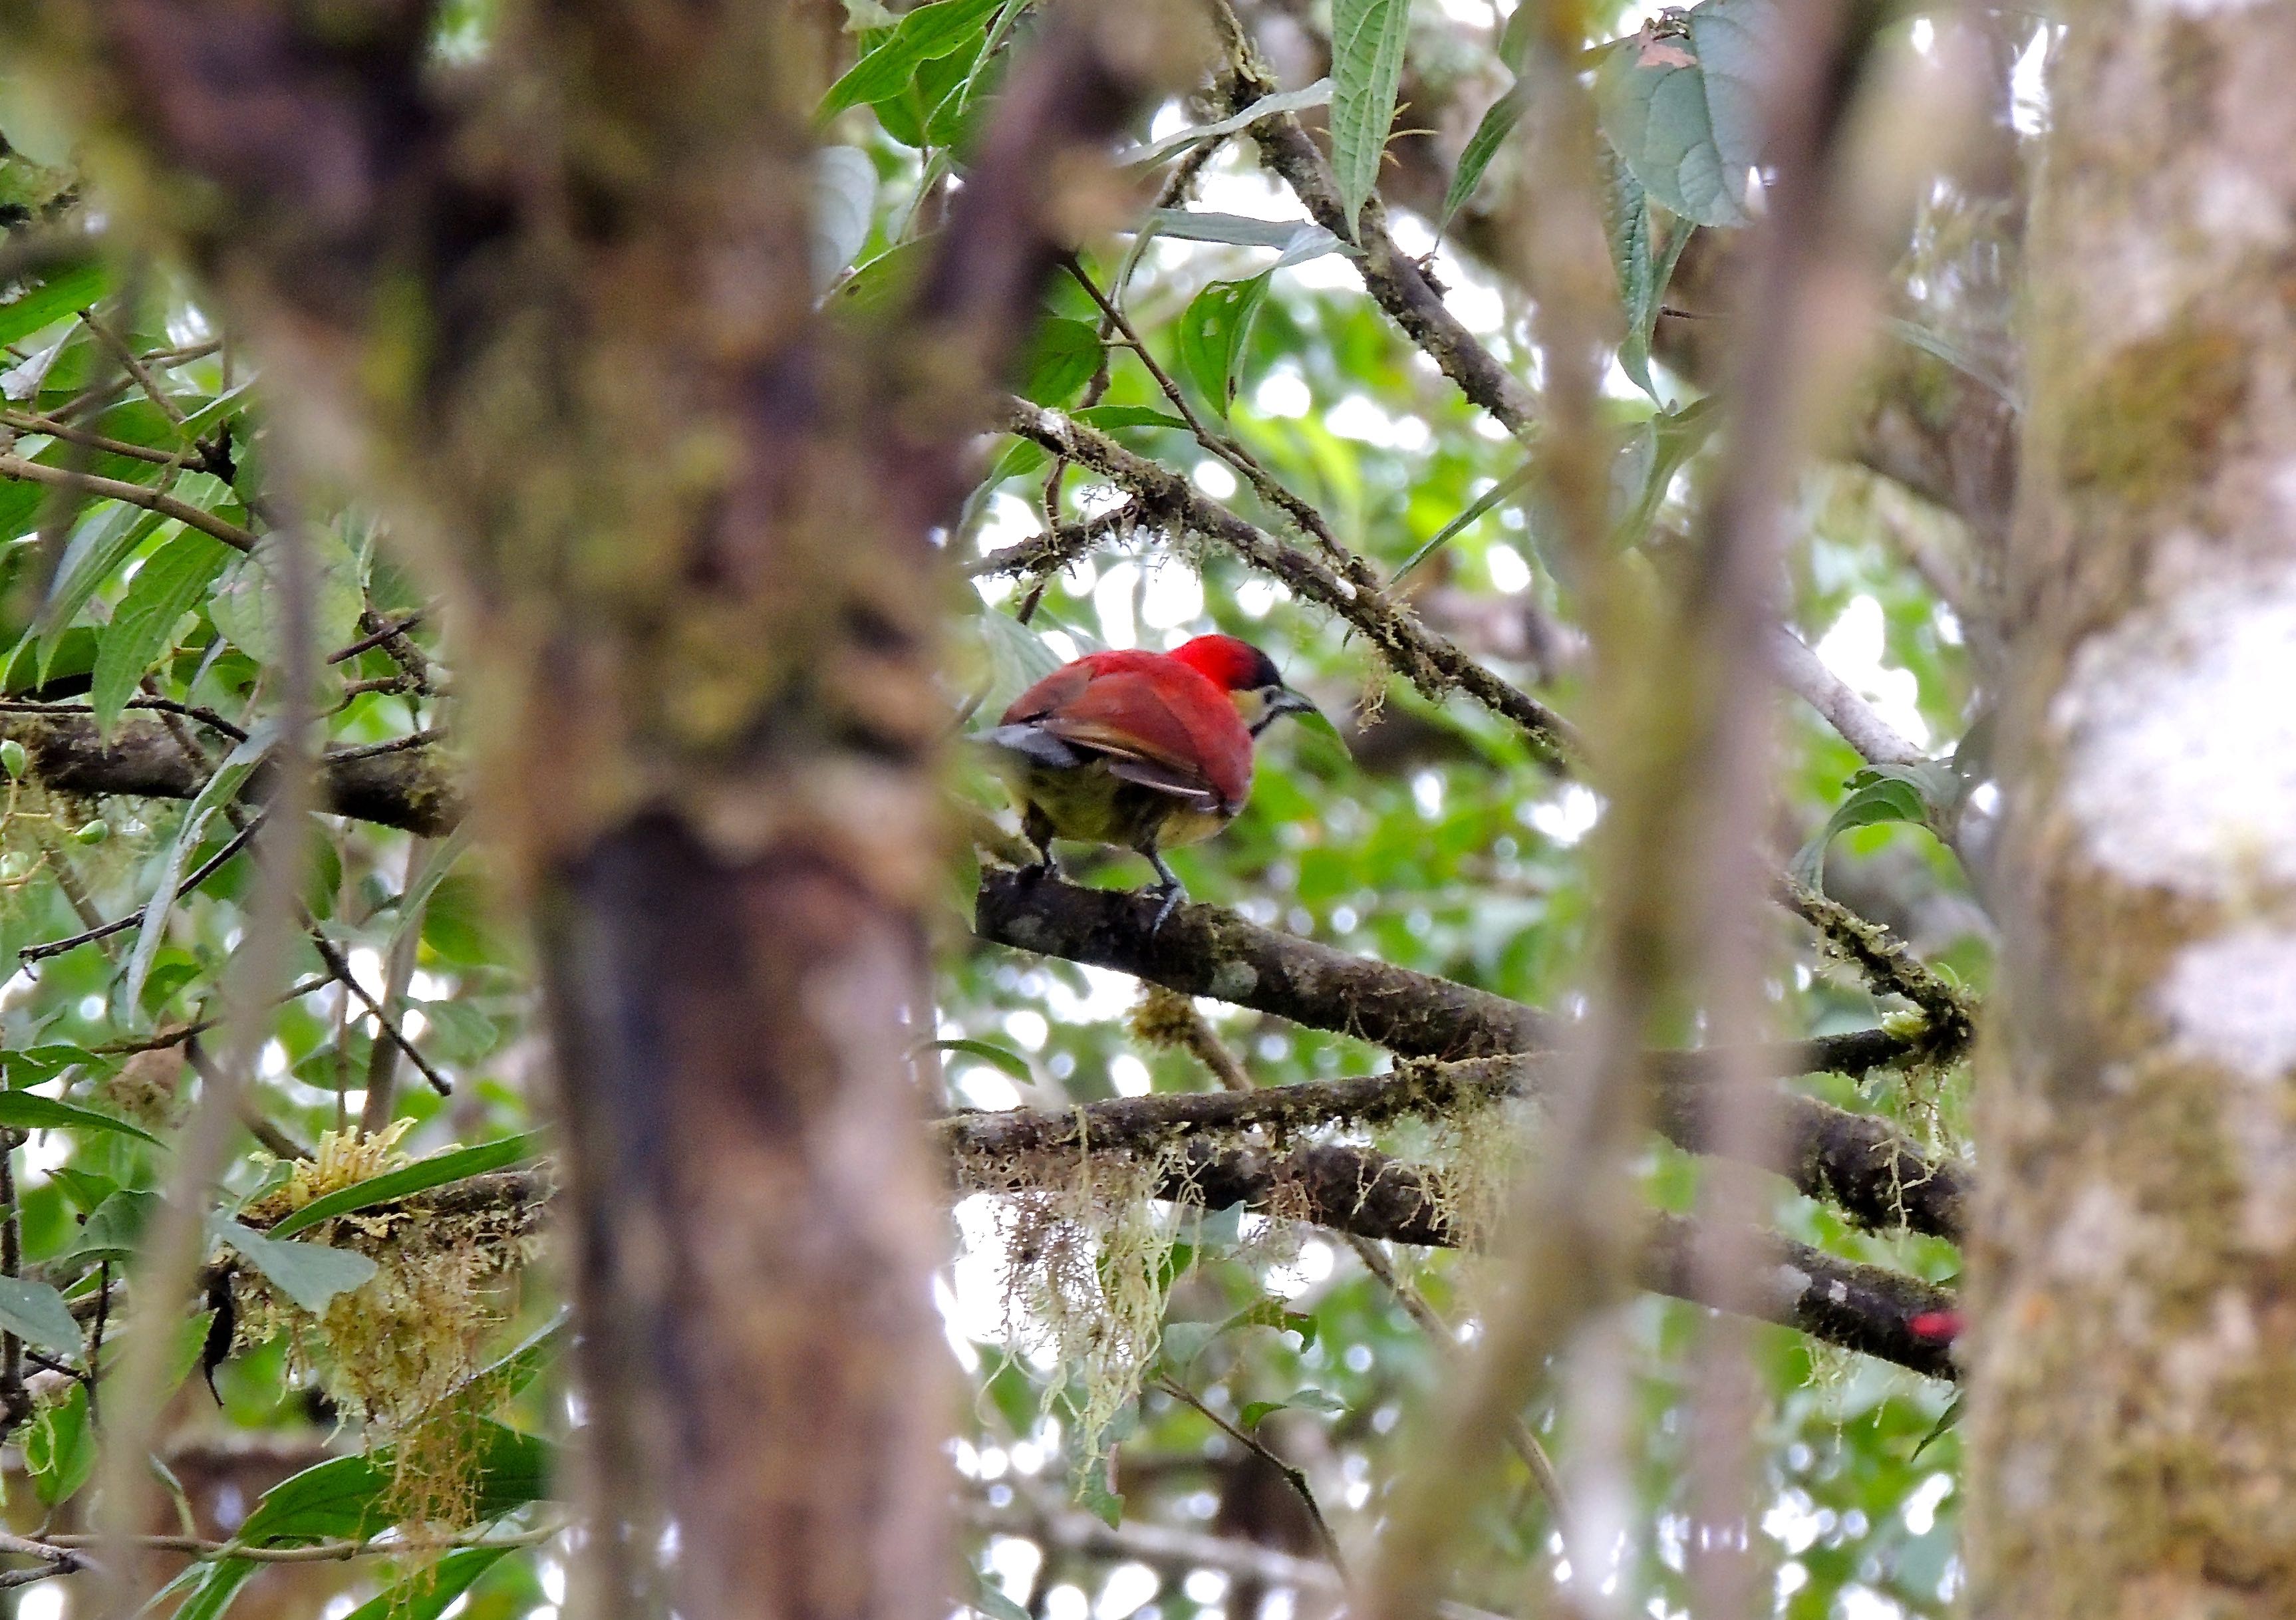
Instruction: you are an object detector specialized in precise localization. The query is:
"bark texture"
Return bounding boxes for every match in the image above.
[1966,3,2296,1611]
[17,2,1184,1614]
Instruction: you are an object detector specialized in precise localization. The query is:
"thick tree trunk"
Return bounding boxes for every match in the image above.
[20,3,1176,1613]
[1966,3,2296,1611]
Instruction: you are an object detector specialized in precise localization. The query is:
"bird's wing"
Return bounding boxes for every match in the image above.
[1032,671,1253,814]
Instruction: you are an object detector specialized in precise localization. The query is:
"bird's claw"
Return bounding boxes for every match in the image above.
[1146,878,1185,936]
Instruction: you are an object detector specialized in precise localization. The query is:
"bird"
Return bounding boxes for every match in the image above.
[976,632,1320,928]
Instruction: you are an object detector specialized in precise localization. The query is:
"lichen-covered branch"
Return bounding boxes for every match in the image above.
[1000,399,1579,759]
[1777,876,1977,1061]
[1209,3,1538,436]
[975,869,1967,1238]
[953,1136,1955,1378]
[978,865,1557,1056]
[0,710,463,837]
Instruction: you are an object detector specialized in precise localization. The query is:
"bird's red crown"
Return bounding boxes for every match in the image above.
[1169,634,1285,694]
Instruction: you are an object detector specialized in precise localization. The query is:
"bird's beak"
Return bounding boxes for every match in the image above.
[1268,686,1322,723]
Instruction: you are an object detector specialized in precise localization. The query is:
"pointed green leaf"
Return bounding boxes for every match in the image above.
[1594,0,1780,228]
[267,1133,544,1240]
[208,527,366,673]
[89,533,233,734]
[24,1381,96,1504]
[124,730,267,1023]
[342,1548,515,1620]
[1328,0,1413,237]
[1175,272,1273,415]
[212,1216,379,1314]
[0,1090,163,1147]
[1018,317,1103,408]
[0,261,106,350]
[0,1276,82,1358]
[1441,81,1528,230]
[818,0,1004,119]
[1116,80,1334,168]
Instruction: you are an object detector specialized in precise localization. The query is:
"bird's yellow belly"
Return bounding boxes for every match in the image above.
[1004,759,1234,852]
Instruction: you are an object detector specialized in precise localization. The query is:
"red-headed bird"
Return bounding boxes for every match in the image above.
[979,633,1319,926]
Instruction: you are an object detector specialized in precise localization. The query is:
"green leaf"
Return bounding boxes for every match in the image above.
[457,1307,571,1404]
[0,1275,85,1358]
[164,1560,259,1620]
[818,0,1004,120]
[1594,0,1780,228]
[57,1187,161,1264]
[0,1045,109,1086]
[1135,211,1357,257]
[267,1133,545,1240]
[973,1580,1036,1620]
[1116,79,1334,168]
[342,1548,514,1620]
[1071,405,1190,432]
[974,606,1069,713]
[1074,1455,1125,1527]
[212,1216,380,1313]
[812,145,879,290]
[124,729,267,1021]
[47,1168,117,1216]
[1328,0,1413,237]
[1395,460,1537,580]
[926,1037,1034,1083]
[1601,143,1660,395]
[235,1420,552,1548]
[93,530,231,736]
[0,1090,164,1147]
[37,502,170,646]
[1789,761,1959,891]
[1019,317,1103,408]
[24,1381,96,1506]
[1175,273,1273,415]
[0,261,106,350]
[1912,1392,1963,1460]
[1611,394,1721,545]
[1238,1388,1348,1428]
[873,38,983,149]
[1440,81,1527,231]
[208,527,366,674]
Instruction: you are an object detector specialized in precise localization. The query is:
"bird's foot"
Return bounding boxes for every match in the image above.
[1141,849,1187,935]
[1147,878,1185,936]
[1022,851,1062,884]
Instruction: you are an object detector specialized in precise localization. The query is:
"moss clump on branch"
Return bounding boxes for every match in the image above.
[235,1127,545,1535]
[956,1081,1537,1475]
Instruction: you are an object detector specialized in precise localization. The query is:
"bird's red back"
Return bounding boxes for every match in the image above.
[1001,648,1256,810]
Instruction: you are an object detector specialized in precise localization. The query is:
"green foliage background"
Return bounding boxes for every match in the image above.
[0,0,2013,1611]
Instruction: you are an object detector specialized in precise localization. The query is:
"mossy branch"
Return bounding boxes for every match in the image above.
[0,711,462,838]
[998,398,1580,761]
[975,867,1967,1238]
[1207,1,1539,436]
[1777,875,1977,1062]
[954,1135,1957,1379]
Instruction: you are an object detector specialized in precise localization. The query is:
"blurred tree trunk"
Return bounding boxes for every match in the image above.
[17,2,1171,1615]
[1967,1,2296,1612]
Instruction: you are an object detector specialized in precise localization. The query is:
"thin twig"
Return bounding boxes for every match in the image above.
[92,975,335,1058]
[1001,400,1579,760]
[1152,1375,1350,1582]
[80,307,189,428]
[326,612,426,666]
[1346,1233,1572,1540]
[43,1519,566,1563]
[0,455,256,551]
[18,817,263,963]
